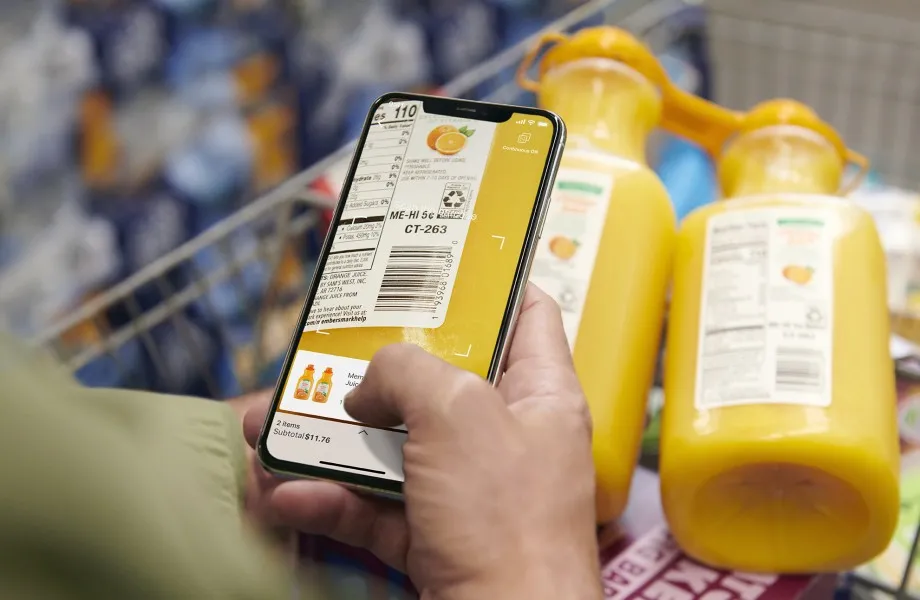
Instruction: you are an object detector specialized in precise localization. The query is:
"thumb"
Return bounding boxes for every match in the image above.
[344,343,501,431]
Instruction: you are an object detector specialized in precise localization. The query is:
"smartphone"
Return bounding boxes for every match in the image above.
[257,92,565,497]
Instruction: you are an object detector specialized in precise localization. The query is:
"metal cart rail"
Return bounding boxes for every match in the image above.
[31,0,920,597]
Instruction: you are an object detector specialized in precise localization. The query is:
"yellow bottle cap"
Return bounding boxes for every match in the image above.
[517,27,868,194]
[723,99,868,194]
[517,27,670,92]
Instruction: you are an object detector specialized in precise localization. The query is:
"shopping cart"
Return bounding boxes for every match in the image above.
[31,0,920,597]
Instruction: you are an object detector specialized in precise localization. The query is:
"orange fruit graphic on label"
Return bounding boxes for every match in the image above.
[427,125,458,150]
[549,236,579,260]
[434,131,467,155]
[782,265,814,285]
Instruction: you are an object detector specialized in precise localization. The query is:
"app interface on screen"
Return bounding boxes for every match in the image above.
[267,100,556,481]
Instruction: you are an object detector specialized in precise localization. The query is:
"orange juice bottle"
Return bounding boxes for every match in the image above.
[293,364,315,400]
[313,368,334,403]
[517,28,678,522]
[79,90,121,189]
[660,98,899,572]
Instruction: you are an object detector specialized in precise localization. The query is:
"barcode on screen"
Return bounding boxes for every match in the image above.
[775,348,824,392]
[374,246,451,313]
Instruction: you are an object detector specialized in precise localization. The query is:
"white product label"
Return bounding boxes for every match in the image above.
[529,163,616,349]
[306,101,496,331]
[296,379,311,393]
[695,207,835,409]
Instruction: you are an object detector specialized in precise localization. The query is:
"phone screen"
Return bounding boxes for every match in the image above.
[262,97,559,488]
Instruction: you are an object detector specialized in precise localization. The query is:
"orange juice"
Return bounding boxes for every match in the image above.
[294,364,315,400]
[313,367,333,403]
[79,90,120,188]
[661,99,900,572]
[518,28,676,522]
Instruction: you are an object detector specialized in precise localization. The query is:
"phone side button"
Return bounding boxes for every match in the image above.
[537,212,548,239]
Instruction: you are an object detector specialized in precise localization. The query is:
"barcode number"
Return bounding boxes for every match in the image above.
[775,348,824,392]
[375,246,451,313]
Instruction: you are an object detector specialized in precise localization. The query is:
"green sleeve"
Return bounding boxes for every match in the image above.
[0,333,300,599]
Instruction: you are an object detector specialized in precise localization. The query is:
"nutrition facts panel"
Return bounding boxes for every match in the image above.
[326,108,418,274]
[694,206,835,409]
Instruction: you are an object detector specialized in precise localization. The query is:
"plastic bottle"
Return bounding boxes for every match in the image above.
[516,27,678,522]
[660,98,900,572]
[78,90,121,190]
[313,368,334,404]
[294,364,316,400]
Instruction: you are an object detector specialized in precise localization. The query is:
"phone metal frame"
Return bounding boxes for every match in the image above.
[257,92,566,499]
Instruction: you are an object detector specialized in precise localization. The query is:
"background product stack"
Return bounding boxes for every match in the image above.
[0,0,582,395]
[3,0,920,598]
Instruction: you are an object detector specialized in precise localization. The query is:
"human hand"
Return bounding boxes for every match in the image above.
[225,392,287,544]
[243,285,602,600]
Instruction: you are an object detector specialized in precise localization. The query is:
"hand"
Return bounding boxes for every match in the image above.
[225,392,284,535]
[243,285,602,600]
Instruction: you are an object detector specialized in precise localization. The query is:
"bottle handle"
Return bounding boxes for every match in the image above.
[516,31,569,93]
[840,149,869,196]
[659,84,742,157]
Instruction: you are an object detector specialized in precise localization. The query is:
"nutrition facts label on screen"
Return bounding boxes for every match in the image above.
[306,100,497,331]
[325,107,417,274]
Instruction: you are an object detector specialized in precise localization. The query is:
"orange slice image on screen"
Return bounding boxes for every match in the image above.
[549,236,579,260]
[783,265,814,285]
[434,131,467,155]
[427,124,458,150]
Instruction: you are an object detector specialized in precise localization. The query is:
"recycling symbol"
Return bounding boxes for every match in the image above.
[806,306,824,325]
[442,188,467,209]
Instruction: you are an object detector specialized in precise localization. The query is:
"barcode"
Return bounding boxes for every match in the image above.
[374,246,451,313]
[775,348,823,391]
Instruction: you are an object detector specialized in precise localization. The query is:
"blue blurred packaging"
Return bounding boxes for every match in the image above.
[848,165,886,192]
[0,198,121,338]
[71,321,148,390]
[162,113,253,223]
[397,0,503,85]
[63,0,166,99]
[86,184,195,279]
[655,138,717,222]
[76,186,238,398]
[190,225,270,326]
[81,182,198,373]
[171,35,287,110]
[652,5,718,221]
[140,303,239,398]
[0,192,149,388]
[292,40,335,168]
[230,0,295,76]
[150,0,220,50]
[164,26,249,103]
[161,0,293,110]
[488,0,550,48]
[1,10,97,195]
[307,2,429,156]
